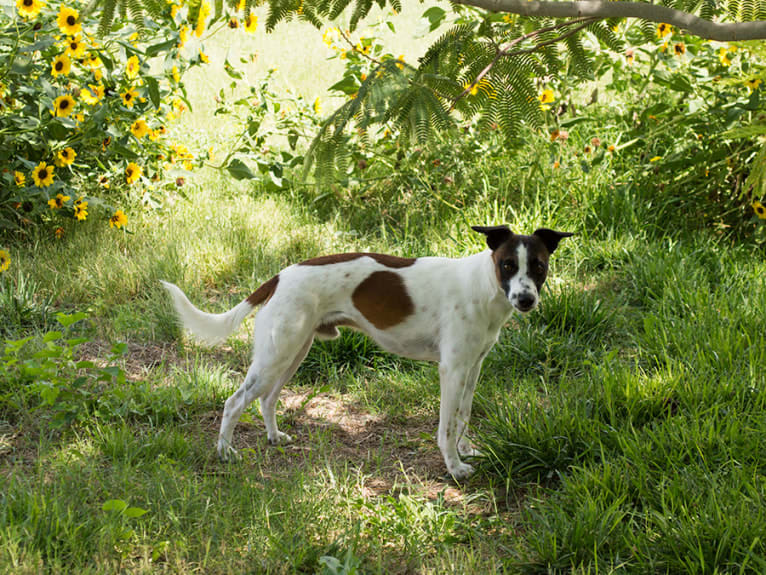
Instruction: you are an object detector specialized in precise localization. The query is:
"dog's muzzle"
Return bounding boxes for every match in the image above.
[514,293,537,313]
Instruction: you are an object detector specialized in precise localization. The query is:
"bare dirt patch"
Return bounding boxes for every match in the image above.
[76,340,492,508]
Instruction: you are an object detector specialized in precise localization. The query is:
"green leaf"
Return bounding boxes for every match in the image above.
[288,129,299,150]
[145,39,177,57]
[56,311,87,328]
[125,507,149,518]
[146,77,161,109]
[226,159,257,180]
[43,331,63,343]
[224,59,243,80]
[329,75,360,96]
[102,499,128,513]
[422,7,446,32]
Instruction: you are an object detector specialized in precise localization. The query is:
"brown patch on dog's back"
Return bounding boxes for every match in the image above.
[246,274,279,307]
[352,271,414,329]
[299,253,416,268]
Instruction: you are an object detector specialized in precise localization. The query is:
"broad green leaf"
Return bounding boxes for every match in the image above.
[226,159,257,180]
[102,499,128,512]
[125,507,149,518]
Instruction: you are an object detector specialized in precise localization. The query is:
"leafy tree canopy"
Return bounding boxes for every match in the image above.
[88,0,766,182]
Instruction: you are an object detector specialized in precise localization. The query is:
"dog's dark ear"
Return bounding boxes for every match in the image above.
[472,225,512,251]
[533,228,574,254]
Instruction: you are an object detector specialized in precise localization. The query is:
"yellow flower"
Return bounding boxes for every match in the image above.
[396,55,405,70]
[65,35,86,58]
[109,209,128,229]
[753,201,766,220]
[656,23,672,39]
[51,54,71,78]
[125,55,140,79]
[673,43,686,56]
[48,192,70,209]
[57,6,81,35]
[131,118,149,138]
[538,88,555,110]
[0,249,10,273]
[719,48,731,66]
[171,2,180,18]
[245,13,258,33]
[33,162,55,187]
[14,171,25,187]
[121,87,138,108]
[178,24,189,48]
[502,14,513,23]
[16,0,44,19]
[56,147,76,166]
[125,162,142,184]
[53,94,76,117]
[322,27,338,47]
[84,52,103,70]
[649,156,662,162]
[313,97,321,114]
[195,1,210,37]
[54,226,65,239]
[171,65,180,83]
[228,17,239,28]
[81,84,99,105]
[746,77,762,92]
[74,199,88,221]
[539,89,555,104]
[199,50,209,63]
[463,81,478,96]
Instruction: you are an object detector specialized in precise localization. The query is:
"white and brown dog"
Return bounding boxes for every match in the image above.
[161,225,572,479]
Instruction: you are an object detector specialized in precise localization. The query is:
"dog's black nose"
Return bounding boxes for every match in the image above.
[517,294,536,311]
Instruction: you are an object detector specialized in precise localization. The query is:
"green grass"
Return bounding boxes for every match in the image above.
[3,5,766,572]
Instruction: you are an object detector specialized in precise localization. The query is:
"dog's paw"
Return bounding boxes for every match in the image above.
[448,462,475,482]
[267,431,293,446]
[217,439,241,463]
[458,440,483,459]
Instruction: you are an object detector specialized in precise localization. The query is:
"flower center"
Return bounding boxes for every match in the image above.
[55,61,64,71]
[60,99,70,109]
[23,0,33,6]
[40,168,49,179]
[67,15,76,25]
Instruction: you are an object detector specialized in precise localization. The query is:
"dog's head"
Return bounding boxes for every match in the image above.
[472,225,573,313]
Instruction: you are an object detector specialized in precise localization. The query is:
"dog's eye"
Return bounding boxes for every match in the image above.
[502,260,517,273]
[534,261,547,274]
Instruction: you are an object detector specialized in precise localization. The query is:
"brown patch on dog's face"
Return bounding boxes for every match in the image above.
[246,274,279,307]
[299,253,416,268]
[351,271,414,329]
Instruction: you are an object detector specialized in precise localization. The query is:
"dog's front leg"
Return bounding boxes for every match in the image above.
[456,359,483,459]
[438,363,476,480]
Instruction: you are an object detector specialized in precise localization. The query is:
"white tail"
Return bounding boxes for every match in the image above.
[160,280,254,346]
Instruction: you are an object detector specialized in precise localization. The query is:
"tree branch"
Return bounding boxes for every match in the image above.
[451,0,766,41]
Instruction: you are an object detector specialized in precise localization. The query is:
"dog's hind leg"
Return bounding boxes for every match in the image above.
[260,335,314,445]
[217,308,315,461]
